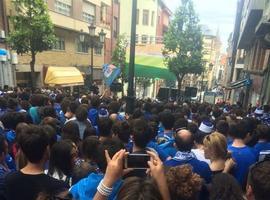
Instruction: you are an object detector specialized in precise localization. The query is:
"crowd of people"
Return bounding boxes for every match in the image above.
[0,87,269,200]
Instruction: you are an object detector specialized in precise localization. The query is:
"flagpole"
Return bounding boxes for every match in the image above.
[126,0,137,114]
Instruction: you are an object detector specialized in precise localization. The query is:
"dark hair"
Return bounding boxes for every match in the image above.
[48,140,75,177]
[96,138,124,173]
[108,101,120,114]
[174,118,188,131]
[62,121,80,144]
[210,173,245,200]
[40,106,57,119]
[18,125,49,163]
[82,136,101,161]
[0,112,26,130]
[98,118,113,137]
[112,121,131,143]
[132,119,151,149]
[30,94,45,107]
[7,98,18,110]
[256,124,270,141]
[187,123,198,135]
[55,94,64,104]
[160,111,175,130]
[69,101,79,114]
[42,125,57,148]
[228,121,248,139]
[175,130,194,152]
[117,177,162,200]
[216,120,229,136]
[83,127,97,139]
[90,96,100,108]
[248,160,270,200]
[0,97,7,109]
[75,105,88,122]
[0,135,7,155]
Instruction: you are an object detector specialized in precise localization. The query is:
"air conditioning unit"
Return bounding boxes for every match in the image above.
[0,30,5,39]
[11,53,18,64]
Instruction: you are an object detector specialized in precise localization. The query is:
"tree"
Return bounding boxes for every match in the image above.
[111,34,128,97]
[7,0,56,88]
[136,77,152,99]
[163,0,204,97]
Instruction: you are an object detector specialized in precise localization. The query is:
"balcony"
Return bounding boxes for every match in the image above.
[238,0,264,49]
[256,2,270,36]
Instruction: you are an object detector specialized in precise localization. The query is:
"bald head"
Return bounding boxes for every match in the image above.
[175,129,194,152]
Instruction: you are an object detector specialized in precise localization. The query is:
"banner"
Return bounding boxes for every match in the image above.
[102,64,121,86]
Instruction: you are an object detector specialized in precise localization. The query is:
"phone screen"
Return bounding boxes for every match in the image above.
[125,154,150,169]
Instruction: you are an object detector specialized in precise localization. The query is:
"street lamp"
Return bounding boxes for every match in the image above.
[79,25,106,91]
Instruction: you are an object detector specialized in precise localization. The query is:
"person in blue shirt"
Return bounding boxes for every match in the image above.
[253,124,270,160]
[164,129,212,184]
[227,120,256,188]
[156,111,175,144]
[70,138,124,200]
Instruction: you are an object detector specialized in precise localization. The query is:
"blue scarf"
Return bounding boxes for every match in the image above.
[173,151,196,162]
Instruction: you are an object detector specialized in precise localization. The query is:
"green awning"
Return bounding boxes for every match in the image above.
[126,55,176,80]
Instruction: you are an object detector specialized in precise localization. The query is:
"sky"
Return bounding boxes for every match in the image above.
[163,0,238,52]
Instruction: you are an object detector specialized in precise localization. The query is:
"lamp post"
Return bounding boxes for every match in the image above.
[79,24,106,91]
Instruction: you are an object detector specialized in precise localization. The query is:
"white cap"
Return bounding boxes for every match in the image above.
[199,121,214,134]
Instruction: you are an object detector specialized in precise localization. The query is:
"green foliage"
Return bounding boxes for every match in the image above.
[111,34,128,75]
[7,0,56,55]
[163,0,204,89]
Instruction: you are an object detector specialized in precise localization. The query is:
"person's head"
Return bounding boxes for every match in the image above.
[112,121,131,144]
[216,120,229,137]
[187,122,198,135]
[108,101,120,114]
[117,177,162,200]
[41,117,61,134]
[18,125,49,164]
[175,129,194,152]
[247,159,270,200]
[62,121,80,144]
[75,104,88,122]
[83,126,97,139]
[1,112,26,130]
[55,93,64,104]
[160,111,175,130]
[0,97,7,109]
[174,118,188,133]
[228,120,249,140]
[132,119,151,149]
[255,124,270,141]
[48,140,77,176]
[166,165,202,200]
[30,94,45,107]
[203,132,227,161]
[96,138,124,173]
[82,136,101,161]
[65,101,79,119]
[98,118,113,138]
[7,98,18,110]
[0,134,8,163]
[90,96,100,108]
[210,173,244,200]
[42,125,57,149]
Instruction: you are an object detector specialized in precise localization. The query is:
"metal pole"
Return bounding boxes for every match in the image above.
[126,0,137,114]
[90,45,94,89]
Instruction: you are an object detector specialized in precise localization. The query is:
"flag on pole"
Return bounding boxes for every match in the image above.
[102,64,121,86]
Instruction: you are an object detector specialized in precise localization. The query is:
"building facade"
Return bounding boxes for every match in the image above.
[229,0,270,107]
[5,0,120,88]
[0,0,16,89]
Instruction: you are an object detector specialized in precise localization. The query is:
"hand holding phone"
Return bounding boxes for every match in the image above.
[124,154,150,169]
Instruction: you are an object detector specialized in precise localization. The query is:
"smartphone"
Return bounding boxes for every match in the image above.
[124,154,150,169]
[259,150,270,162]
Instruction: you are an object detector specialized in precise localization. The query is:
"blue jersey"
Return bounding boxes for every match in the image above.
[228,145,256,186]
[253,142,270,160]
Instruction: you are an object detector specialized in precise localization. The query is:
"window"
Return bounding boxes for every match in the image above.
[142,10,149,25]
[76,39,88,53]
[82,1,95,24]
[142,35,148,44]
[113,17,118,38]
[151,11,155,26]
[136,34,139,43]
[95,48,102,55]
[55,0,72,16]
[101,3,107,23]
[136,9,139,25]
[52,37,65,50]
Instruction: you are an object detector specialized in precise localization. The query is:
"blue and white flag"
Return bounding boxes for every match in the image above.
[103,64,121,86]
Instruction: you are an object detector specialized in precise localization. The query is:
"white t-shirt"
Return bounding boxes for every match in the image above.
[191,148,211,165]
